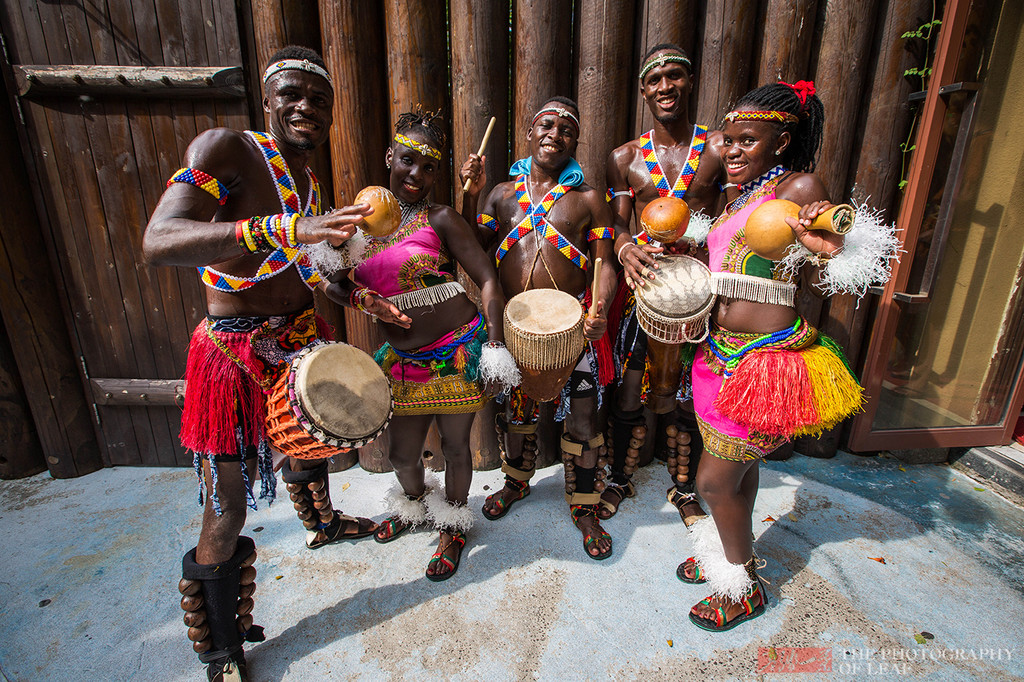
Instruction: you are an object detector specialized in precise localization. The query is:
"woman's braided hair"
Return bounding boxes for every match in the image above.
[734,82,825,173]
[395,105,447,150]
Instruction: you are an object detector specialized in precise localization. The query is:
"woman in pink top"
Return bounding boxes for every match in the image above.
[677,82,870,631]
[319,109,518,581]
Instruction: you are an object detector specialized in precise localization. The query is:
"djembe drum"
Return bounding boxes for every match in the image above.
[634,255,716,413]
[503,289,586,402]
[266,342,393,459]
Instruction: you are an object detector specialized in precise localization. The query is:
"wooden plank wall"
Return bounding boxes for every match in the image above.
[0,0,933,473]
[0,0,251,469]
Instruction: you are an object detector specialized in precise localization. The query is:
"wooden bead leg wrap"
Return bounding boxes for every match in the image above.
[181,536,265,665]
[561,433,606,500]
[610,404,645,483]
[281,459,337,542]
[496,414,538,481]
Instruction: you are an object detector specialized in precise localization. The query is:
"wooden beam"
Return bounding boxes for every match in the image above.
[813,0,883,200]
[512,0,573,161]
[576,0,638,189]
[695,0,758,126]
[756,0,818,84]
[14,65,246,98]
[450,0,510,213]
[91,378,185,407]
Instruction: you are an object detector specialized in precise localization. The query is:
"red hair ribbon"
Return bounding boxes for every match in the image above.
[780,80,816,110]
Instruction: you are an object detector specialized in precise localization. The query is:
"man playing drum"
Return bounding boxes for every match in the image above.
[602,44,726,525]
[460,97,619,560]
[144,46,380,681]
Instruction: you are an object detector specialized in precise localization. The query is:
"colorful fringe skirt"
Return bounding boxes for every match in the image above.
[374,314,487,416]
[692,317,863,462]
[179,307,330,512]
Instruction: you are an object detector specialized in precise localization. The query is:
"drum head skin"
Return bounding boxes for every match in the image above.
[505,289,583,334]
[294,344,391,439]
[636,255,713,315]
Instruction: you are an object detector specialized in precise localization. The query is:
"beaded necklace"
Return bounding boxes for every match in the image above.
[639,125,708,199]
[198,132,323,293]
[709,166,788,235]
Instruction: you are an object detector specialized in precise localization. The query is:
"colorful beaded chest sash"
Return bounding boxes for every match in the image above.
[198,131,323,292]
[640,124,707,199]
[495,176,589,270]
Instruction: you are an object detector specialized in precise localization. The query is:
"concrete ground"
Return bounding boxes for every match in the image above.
[0,451,1022,681]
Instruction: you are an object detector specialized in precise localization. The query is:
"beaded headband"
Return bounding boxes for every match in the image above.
[723,110,800,125]
[532,106,580,131]
[394,133,442,160]
[263,59,333,89]
[639,53,692,81]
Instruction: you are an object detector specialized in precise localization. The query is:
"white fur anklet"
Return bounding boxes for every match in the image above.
[688,516,754,602]
[425,487,475,533]
[382,476,435,526]
[305,228,369,278]
[479,341,521,394]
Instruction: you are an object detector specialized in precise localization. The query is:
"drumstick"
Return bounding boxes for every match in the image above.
[462,116,497,192]
[589,257,603,318]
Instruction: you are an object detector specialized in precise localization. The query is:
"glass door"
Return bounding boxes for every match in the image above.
[849,0,1024,451]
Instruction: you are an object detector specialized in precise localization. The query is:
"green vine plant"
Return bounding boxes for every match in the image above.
[898,1,942,191]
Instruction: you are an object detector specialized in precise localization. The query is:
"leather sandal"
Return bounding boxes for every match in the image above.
[598,480,636,519]
[482,478,530,520]
[425,531,467,582]
[667,487,708,528]
[308,512,378,549]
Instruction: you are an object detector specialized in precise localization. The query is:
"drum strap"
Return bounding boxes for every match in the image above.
[639,125,708,199]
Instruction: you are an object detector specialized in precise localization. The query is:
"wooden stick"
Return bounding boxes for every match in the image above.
[462,116,496,191]
[589,257,603,318]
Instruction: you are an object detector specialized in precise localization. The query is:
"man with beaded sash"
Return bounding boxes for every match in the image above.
[676,81,897,632]
[311,108,518,581]
[144,46,381,681]
[603,43,726,525]
[460,97,618,560]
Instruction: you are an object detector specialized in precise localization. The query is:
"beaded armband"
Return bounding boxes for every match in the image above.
[606,187,635,202]
[167,168,228,205]
[587,227,614,242]
[478,214,500,232]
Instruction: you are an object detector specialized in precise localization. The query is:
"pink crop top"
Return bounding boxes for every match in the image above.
[353,205,456,297]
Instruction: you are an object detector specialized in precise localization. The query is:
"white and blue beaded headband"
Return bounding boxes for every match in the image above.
[639,53,692,81]
[263,59,333,89]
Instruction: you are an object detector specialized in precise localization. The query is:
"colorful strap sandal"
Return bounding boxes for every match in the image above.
[425,531,467,582]
[570,504,613,561]
[482,478,530,520]
[373,516,412,544]
[676,556,707,584]
[688,565,767,632]
[598,479,636,519]
[308,512,378,550]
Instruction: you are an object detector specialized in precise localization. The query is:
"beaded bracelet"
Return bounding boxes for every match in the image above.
[350,287,379,314]
[483,340,506,349]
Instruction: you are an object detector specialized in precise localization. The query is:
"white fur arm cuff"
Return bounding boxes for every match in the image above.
[777,201,901,297]
[304,228,369,278]
[478,342,521,394]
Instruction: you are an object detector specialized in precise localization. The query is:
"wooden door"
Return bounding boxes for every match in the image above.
[0,0,257,466]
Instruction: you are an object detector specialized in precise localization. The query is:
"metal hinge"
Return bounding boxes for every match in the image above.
[80,355,101,427]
